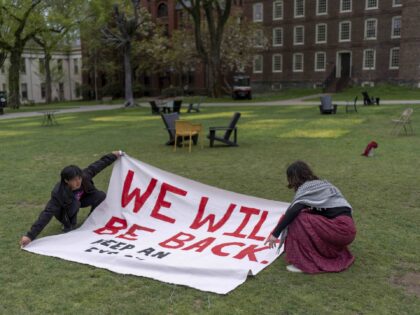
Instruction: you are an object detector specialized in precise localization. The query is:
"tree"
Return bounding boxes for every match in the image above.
[0,0,45,108]
[100,0,154,107]
[178,0,232,97]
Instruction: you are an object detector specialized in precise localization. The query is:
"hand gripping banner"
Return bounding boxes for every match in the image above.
[24,155,289,294]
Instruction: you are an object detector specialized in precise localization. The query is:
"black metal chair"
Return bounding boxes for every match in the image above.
[149,101,160,114]
[346,96,358,113]
[207,112,241,147]
[319,95,337,114]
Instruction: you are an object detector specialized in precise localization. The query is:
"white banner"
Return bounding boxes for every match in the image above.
[24,155,289,294]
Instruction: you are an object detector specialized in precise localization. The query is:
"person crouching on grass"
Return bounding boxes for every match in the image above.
[265,161,356,273]
[20,151,123,247]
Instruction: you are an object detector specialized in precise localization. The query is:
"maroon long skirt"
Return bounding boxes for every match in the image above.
[284,211,356,274]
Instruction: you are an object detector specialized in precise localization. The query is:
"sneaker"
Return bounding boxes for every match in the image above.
[286,265,303,273]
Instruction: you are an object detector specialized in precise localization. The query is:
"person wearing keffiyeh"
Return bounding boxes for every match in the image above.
[265,161,356,273]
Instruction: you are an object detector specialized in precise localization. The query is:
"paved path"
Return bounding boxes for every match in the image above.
[1,96,420,120]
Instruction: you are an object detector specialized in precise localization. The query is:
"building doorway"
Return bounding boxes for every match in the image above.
[336,52,352,78]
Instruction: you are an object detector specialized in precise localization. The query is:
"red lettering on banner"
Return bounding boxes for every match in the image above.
[223,206,261,238]
[189,197,236,232]
[248,210,269,241]
[211,242,246,257]
[182,237,216,252]
[116,224,155,241]
[159,232,195,249]
[150,182,187,223]
[94,216,127,235]
[233,244,270,262]
[121,170,157,213]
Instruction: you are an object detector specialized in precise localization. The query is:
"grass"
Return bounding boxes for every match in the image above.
[308,84,420,102]
[1,104,420,314]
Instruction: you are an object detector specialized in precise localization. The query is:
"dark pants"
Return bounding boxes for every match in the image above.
[56,190,106,229]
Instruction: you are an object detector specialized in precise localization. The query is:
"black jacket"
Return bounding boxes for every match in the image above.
[26,153,117,240]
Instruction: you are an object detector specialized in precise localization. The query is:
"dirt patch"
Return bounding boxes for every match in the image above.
[391,272,420,297]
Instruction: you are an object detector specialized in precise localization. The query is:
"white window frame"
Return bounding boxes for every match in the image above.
[293,53,304,72]
[253,55,263,73]
[272,27,283,47]
[389,47,400,69]
[314,52,327,72]
[316,23,327,44]
[293,25,305,45]
[363,49,376,70]
[391,16,401,38]
[273,0,284,20]
[272,54,283,73]
[316,0,328,16]
[339,21,351,42]
[340,0,352,13]
[392,0,401,7]
[366,0,378,10]
[364,18,378,40]
[254,29,264,47]
[253,3,263,22]
[294,0,305,18]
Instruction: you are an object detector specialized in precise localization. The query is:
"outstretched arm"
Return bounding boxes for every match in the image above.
[83,151,122,179]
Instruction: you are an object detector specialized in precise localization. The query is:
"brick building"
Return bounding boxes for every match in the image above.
[244,0,420,92]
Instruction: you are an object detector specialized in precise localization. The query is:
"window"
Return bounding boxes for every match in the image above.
[253,55,263,73]
[315,52,326,71]
[273,1,283,20]
[254,29,264,47]
[20,58,26,74]
[41,83,46,99]
[389,47,400,69]
[294,0,305,18]
[366,0,378,10]
[339,21,351,42]
[74,58,79,74]
[294,26,304,45]
[39,58,45,74]
[316,23,327,43]
[253,3,263,22]
[391,16,401,38]
[272,54,283,72]
[21,83,28,99]
[157,3,168,17]
[57,59,63,72]
[316,0,327,15]
[340,0,351,12]
[293,53,304,72]
[273,28,283,46]
[363,49,376,70]
[75,82,81,98]
[365,19,377,40]
[393,0,401,7]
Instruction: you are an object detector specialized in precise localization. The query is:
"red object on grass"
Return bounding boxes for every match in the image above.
[362,141,378,157]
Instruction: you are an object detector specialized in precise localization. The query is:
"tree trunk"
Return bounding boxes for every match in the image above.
[8,48,22,109]
[123,42,134,107]
[44,51,52,103]
[208,45,222,98]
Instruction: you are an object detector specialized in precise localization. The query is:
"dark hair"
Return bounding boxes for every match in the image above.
[286,161,319,191]
[60,165,82,182]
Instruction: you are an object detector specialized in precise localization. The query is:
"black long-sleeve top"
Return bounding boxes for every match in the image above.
[272,203,352,238]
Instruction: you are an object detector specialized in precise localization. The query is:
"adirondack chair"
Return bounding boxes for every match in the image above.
[173,99,182,113]
[207,112,241,147]
[149,101,160,114]
[161,113,198,146]
[319,95,337,114]
[187,96,205,113]
[391,108,414,135]
[362,91,380,105]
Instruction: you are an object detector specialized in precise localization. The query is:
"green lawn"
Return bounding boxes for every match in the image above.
[0,104,419,314]
[309,84,420,102]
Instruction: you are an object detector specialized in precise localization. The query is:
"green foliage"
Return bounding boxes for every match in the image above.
[0,104,419,314]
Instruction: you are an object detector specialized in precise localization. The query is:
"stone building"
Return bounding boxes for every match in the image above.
[0,43,83,104]
[243,0,420,91]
